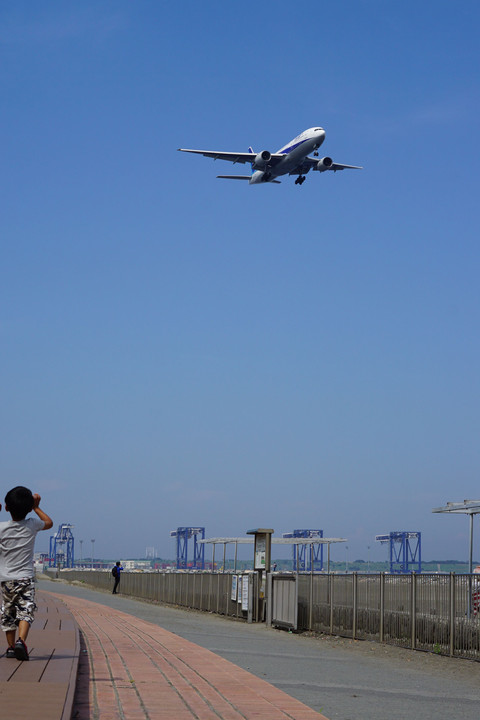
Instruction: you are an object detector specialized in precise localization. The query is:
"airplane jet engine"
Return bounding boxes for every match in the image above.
[253,150,271,169]
[315,157,333,171]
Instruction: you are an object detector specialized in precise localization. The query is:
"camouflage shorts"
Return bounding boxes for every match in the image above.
[1,578,37,630]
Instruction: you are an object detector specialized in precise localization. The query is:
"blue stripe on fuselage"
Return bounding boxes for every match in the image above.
[279,138,310,155]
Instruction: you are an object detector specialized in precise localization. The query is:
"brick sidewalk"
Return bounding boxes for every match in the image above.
[47,591,328,719]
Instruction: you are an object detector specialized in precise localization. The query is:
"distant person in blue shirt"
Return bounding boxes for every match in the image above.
[112,561,124,594]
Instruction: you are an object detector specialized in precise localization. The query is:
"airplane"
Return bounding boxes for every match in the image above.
[178,126,362,186]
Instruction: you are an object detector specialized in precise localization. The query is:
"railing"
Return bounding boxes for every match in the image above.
[296,572,480,660]
[57,570,480,661]
[59,569,259,621]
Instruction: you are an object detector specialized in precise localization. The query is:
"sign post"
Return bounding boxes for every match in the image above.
[247,528,273,621]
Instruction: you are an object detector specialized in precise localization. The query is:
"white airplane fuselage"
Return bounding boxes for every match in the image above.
[249,127,326,184]
[178,126,362,185]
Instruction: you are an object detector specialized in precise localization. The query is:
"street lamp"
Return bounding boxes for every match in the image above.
[345,545,349,573]
[432,500,480,574]
[433,500,480,617]
[80,540,83,567]
[91,539,95,570]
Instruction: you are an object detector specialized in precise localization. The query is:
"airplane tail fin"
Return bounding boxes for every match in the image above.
[248,147,255,173]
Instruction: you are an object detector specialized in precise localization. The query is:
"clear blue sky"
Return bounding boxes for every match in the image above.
[1,1,479,563]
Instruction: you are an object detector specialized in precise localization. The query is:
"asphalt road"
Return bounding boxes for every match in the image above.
[38,576,480,720]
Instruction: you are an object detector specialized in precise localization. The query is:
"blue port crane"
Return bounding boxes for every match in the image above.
[282,529,324,571]
[375,531,421,573]
[49,523,75,568]
[170,527,205,569]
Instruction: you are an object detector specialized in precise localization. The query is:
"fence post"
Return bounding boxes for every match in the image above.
[449,572,455,657]
[309,546,314,631]
[236,575,239,618]
[352,572,357,640]
[247,573,255,624]
[411,572,417,650]
[266,573,273,627]
[329,573,334,635]
[379,573,384,643]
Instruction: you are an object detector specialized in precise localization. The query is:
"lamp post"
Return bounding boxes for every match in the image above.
[345,545,349,573]
[433,500,480,618]
[80,540,83,567]
[91,539,95,570]
[432,500,480,574]
[366,545,371,606]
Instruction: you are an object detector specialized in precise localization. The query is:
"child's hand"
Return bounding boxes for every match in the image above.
[33,494,41,508]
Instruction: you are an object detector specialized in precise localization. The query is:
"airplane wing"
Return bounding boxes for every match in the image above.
[216,175,252,180]
[217,175,281,183]
[329,162,363,171]
[178,148,285,166]
[297,156,363,173]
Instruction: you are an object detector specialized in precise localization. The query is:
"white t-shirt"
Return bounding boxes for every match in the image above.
[0,517,45,581]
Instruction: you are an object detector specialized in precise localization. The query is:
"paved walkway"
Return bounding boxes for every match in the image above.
[48,591,328,720]
[42,579,480,720]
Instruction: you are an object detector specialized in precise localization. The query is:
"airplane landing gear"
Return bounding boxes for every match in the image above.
[295,175,306,185]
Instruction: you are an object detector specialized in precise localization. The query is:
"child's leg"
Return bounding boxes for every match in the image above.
[11,580,35,660]
[1,581,17,648]
[18,619,30,642]
[15,578,37,637]
[4,621,31,645]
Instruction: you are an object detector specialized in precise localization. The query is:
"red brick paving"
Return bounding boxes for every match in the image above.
[47,591,328,720]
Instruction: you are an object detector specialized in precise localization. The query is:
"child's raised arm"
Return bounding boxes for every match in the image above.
[33,493,53,530]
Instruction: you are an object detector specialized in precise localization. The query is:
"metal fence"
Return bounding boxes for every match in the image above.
[58,570,480,661]
[59,569,259,621]
[296,572,480,660]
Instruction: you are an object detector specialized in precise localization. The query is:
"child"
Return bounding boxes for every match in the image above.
[0,487,53,660]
